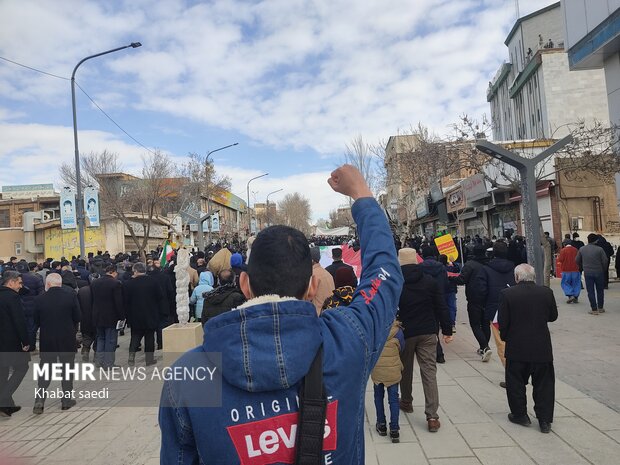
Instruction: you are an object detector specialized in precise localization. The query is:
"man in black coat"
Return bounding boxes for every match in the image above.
[0,271,30,417]
[147,263,175,350]
[451,244,491,361]
[325,247,354,280]
[200,270,246,325]
[77,274,98,362]
[16,261,44,352]
[123,262,165,366]
[498,264,558,433]
[396,248,453,433]
[475,241,515,377]
[91,264,124,369]
[33,273,81,414]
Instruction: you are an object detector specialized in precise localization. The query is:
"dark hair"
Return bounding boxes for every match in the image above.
[2,270,21,285]
[331,247,342,259]
[28,262,38,271]
[492,241,508,258]
[218,269,236,285]
[439,254,448,266]
[334,267,357,289]
[132,262,146,274]
[421,245,438,259]
[587,233,598,244]
[52,261,61,269]
[104,264,117,274]
[247,225,312,299]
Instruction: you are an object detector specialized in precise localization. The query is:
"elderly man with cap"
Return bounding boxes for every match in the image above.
[397,248,453,432]
[310,246,335,314]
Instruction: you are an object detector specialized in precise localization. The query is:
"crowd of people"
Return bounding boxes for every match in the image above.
[0,164,610,462]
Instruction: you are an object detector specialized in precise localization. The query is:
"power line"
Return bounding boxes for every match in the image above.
[0,54,157,157]
[74,81,157,156]
[0,55,69,80]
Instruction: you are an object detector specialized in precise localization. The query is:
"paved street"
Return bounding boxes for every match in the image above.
[1,279,619,465]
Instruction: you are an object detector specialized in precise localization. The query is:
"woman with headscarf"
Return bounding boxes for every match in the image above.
[189,271,214,321]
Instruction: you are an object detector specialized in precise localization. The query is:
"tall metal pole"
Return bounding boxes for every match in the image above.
[71,42,142,258]
[246,173,268,236]
[476,136,573,285]
[265,188,283,227]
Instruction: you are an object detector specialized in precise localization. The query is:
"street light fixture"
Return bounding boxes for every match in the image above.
[265,188,283,227]
[206,142,238,161]
[475,135,573,285]
[246,173,268,236]
[71,42,142,258]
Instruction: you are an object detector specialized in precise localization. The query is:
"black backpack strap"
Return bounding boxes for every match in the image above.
[295,346,327,465]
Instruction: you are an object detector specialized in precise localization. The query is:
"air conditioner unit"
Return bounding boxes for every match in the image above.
[571,217,583,231]
[41,210,56,222]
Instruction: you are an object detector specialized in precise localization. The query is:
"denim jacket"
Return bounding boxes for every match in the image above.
[159,197,403,464]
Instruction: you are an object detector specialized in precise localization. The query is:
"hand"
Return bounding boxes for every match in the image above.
[22,345,30,352]
[443,336,453,344]
[328,165,373,200]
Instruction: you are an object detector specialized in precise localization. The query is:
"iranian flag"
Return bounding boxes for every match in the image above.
[160,240,174,267]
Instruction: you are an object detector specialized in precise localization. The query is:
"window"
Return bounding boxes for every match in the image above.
[14,242,22,255]
[0,209,9,228]
[571,217,584,231]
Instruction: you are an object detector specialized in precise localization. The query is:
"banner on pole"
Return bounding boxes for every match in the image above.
[84,186,100,227]
[60,187,77,230]
[211,212,220,232]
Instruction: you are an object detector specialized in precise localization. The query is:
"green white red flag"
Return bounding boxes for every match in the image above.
[160,240,174,267]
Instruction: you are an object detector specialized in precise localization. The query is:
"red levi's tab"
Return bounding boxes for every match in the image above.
[227,400,338,465]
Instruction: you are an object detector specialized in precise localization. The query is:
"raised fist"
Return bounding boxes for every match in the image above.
[327,164,373,200]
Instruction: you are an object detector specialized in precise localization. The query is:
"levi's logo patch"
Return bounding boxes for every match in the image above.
[227,400,338,465]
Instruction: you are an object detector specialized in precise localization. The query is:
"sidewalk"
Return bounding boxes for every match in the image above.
[1,281,619,465]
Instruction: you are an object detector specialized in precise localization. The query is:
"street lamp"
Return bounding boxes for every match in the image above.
[71,42,142,258]
[206,143,238,161]
[246,173,268,236]
[265,188,283,227]
[475,136,573,285]
[202,142,238,234]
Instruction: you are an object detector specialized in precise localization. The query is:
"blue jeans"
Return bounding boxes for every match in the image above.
[445,292,457,326]
[96,327,118,368]
[584,272,605,310]
[373,383,400,430]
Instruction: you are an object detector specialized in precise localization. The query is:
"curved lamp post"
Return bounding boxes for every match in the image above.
[265,188,283,227]
[246,173,268,235]
[72,42,142,258]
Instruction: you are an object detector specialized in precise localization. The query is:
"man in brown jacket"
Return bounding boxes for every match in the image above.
[310,246,335,314]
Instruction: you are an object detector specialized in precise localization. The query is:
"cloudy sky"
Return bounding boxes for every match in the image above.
[0,0,549,221]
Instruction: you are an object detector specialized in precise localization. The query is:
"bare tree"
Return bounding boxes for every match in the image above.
[328,208,353,229]
[278,193,312,234]
[59,150,179,259]
[344,135,379,194]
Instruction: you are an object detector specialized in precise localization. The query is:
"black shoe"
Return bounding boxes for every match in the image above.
[33,401,44,415]
[136,346,142,352]
[7,406,21,415]
[0,406,13,417]
[157,343,163,350]
[436,354,446,364]
[128,353,136,366]
[376,423,387,436]
[539,421,551,433]
[500,381,507,388]
[145,359,157,367]
[508,413,531,426]
[390,429,400,443]
[61,399,77,411]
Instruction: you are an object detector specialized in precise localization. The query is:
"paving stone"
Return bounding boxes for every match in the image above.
[438,359,481,378]
[415,416,474,459]
[455,377,508,414]
[375,441,428,465]
[551,416,620,465]
[456,423,515,449]
[430,458,482,465]
[437,385,493,424]
[604,429,620,444]
[490,413,590,465]
[558,397,620,431]
[473,446,536,465]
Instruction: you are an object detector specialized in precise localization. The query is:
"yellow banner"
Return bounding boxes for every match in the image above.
[44,227,106,259]
[434,234,459,262]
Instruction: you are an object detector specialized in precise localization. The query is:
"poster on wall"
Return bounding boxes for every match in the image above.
[211,212,220,232]
[83,186,100,227]
[60,187,77,230]
[250,218,257,234]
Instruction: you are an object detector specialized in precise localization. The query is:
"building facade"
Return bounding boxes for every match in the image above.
[488,2,609,141]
